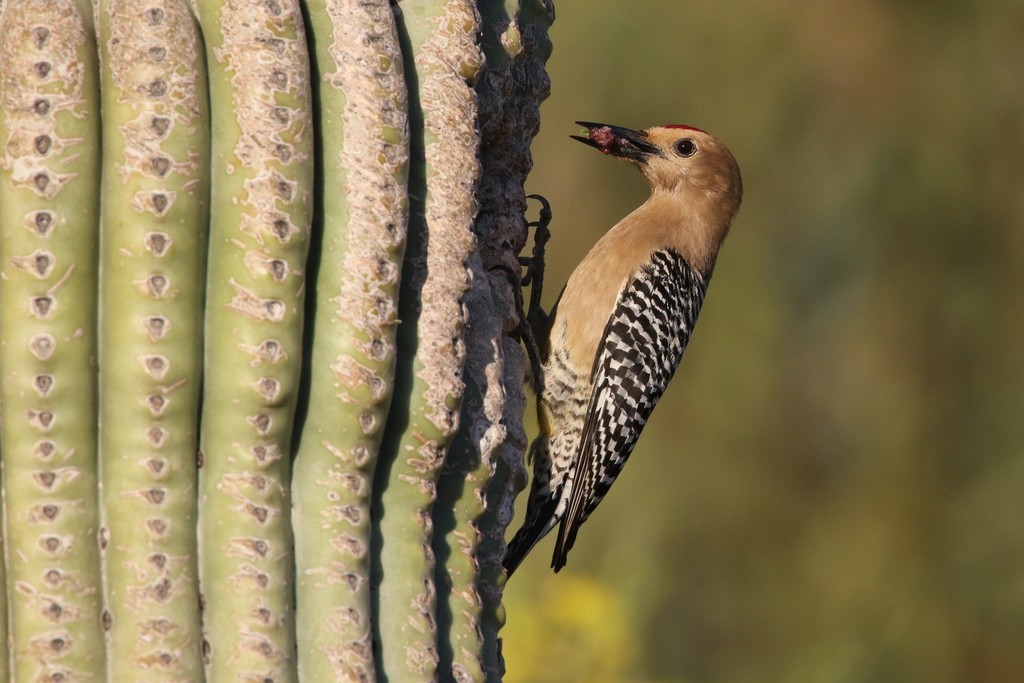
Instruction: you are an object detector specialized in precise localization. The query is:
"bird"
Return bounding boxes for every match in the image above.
[504,121,743,575]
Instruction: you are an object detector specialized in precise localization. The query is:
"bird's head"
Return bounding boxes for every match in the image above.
[573,121,743,226]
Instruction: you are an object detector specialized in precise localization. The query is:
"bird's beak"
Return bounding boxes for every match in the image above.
[571,121,661,161]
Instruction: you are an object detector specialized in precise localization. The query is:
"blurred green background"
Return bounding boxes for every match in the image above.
[503,1,1024,681]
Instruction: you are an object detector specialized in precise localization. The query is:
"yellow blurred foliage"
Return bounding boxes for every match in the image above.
[504,573,637,683]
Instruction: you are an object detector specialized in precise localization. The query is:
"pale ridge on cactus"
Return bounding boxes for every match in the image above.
[291,0,410,681]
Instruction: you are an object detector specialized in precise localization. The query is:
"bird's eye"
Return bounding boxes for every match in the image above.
[674,138,697,157]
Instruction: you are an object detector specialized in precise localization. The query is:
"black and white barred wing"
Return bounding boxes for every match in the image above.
[553,249,707,570]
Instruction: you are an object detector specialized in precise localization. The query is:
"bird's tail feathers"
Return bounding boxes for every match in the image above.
[503,496,559,577]
[551,500,584,572]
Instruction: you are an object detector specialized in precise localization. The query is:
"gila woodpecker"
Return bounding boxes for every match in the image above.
[505,121,743,574]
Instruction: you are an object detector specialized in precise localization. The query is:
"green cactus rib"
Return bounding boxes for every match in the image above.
[193,0,313,680]
[292,0,409,681]
[0,1,106,680]
[95,0,208,678]
[373,1,483,680]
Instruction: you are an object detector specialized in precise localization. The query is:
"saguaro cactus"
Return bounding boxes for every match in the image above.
[0,0,554,680]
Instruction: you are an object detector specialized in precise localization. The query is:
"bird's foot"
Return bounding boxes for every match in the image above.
[513,194,552,392]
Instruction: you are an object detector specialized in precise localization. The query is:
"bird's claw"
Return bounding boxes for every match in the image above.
[512,194,553,392]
